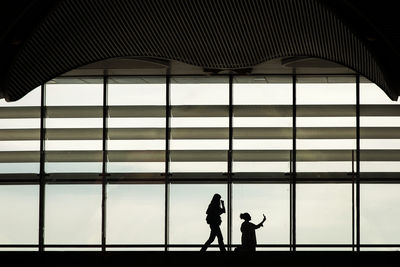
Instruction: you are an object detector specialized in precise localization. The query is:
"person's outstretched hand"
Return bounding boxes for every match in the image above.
[259,214,266,227]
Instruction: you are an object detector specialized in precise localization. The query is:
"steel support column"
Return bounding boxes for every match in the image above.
[165,75,171,251]
[227,74,234,251]
[356,74,361,251]
[291,74,297,251]
[38,84,46,252]
[101,75,108,251]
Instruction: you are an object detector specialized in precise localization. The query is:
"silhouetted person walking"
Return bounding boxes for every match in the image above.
[235,213,266,252]
[200,193,226,251]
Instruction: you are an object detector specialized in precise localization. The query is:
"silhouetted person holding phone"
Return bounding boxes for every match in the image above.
[235,213,266,252]
[200,193,226,251]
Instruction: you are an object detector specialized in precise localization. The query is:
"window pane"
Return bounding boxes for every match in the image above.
[296,76,356,179]
[0,86,41,174]
[0,185,39,248]
[361,184,400,247]
[360,82,400,177]
[232,184,290,250]
[170,77,228,105]
[170,77,229,173]
[107,77,165,174]
[233,76,292,175]
[45,79,103,174]
[297,184,352,246]
[106,184,164,245]
[169,184,227,250]
[46,79,103,106]
[45,185,102,247]
[108,77,166,106]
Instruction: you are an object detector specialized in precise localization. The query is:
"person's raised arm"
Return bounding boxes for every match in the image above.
[220,199,226,214]
[255,214,266,229]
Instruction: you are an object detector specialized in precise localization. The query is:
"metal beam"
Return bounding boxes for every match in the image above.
[291,74,297,251]
[165,75,171,251]
[101,75,108,252]
[38,83,46,252]
[356,74,361,252]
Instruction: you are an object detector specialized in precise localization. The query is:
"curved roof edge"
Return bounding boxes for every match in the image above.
[1,0,398,101]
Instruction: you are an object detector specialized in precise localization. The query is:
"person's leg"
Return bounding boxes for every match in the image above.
[200,225,217,251]
[214,225,226,251]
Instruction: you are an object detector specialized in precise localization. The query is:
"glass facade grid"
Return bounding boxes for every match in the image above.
[107,76,166,175]
[0,86,41,175]
[45,80,104,175]
[170,76,229,174]
[296,76,356,176]
[0,74,399,251]
[232,76,292,176]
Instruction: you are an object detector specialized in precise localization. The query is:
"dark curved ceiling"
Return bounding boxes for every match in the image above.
[1,0,399,101]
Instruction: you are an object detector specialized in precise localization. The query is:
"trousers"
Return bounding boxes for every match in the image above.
[200,224,226,251]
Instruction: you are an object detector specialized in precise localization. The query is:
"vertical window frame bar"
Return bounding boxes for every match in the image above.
[39,83,46,252]
[291,74,297,251]
[101,75,108,252]
[356,74,361,251]
[227,74,233,251]
[352,150,355,251]
[165,75,171,251]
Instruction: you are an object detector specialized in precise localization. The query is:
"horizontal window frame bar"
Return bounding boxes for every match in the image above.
[4,149,400,162]
[3,127,400,140]
[3,104,400,119]
[2,244,400,248]
[3,175,400,184]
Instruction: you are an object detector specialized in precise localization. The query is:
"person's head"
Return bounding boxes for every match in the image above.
[240,212,251,221]
[210,193,221,204]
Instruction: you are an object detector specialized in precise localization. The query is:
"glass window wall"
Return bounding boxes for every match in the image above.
[1,74,399,252]
[45,78,103,175]
[170,77,229,174]
[106,184,165,247]
[0,86,41,175]
[0,185,39,250]
[296,76,356,178]
[360,82,400,176]
[232,184,290,250]
[233,76,292,178]
[296,184,352,249]
[107,77,166,175]
[169,184,227,250]
[44,184,102,250]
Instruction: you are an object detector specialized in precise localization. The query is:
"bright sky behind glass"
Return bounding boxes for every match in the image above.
[0,79,400,250]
